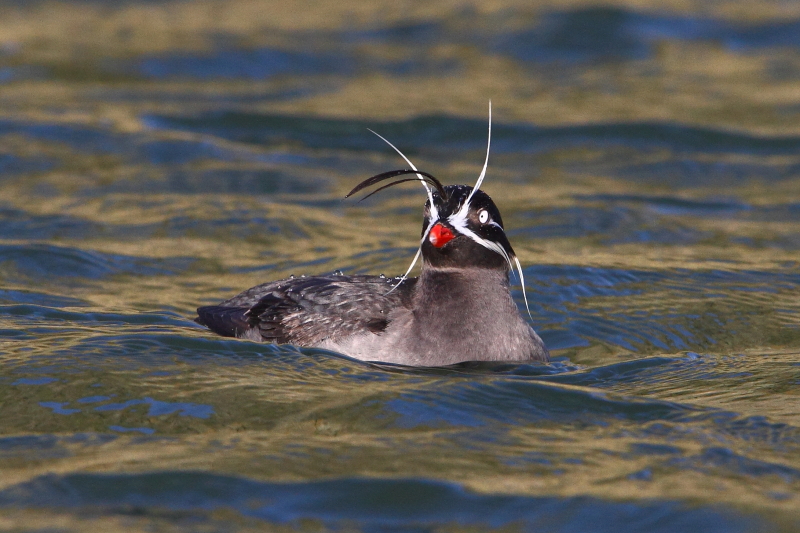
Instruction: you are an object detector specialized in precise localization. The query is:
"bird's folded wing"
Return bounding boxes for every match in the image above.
[198,275,415,346]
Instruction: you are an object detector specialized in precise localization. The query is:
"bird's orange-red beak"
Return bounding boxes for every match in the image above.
[429,223,455,248]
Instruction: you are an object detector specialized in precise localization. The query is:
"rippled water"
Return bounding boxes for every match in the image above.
[1,1,800,531]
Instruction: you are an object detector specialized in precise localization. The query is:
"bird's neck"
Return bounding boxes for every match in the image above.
[415,265,510,306]
[412,265,517,335]
[399,263,543,365]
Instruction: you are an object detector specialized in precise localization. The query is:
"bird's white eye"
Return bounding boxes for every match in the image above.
[478,209,490,224]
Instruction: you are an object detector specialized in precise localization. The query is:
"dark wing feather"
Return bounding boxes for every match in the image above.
[243,292,297,343]
[198,275,417,346]
[195,306,251,338]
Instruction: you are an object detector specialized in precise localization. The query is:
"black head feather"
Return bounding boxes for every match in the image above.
[346,169,448,201]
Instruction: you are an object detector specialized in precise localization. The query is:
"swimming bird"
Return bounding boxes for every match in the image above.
[196,106,549,366]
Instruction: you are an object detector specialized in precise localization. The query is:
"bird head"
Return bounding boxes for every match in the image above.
[344,102,533,317]
[421,184,514,270]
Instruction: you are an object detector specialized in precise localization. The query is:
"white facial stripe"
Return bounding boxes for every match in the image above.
[446,205,500,234]
[368,128,438,221]
[447,203,468,233]
[422,217,438,243]
[450,222,513,268]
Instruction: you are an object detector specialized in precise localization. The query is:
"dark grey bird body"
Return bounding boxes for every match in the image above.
[196,181,550,366]
[196,266,548,366]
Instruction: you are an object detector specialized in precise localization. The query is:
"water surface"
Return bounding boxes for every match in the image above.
[1,1,799,531]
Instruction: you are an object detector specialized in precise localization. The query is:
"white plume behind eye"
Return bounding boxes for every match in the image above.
[465,100,491,206]
[385,218,437,295]
[448,101,491,232]
[368,129,438,222]
[445,101,534,321]
[368,129,440,294]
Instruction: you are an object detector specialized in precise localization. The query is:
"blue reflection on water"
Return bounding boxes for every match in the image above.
[0,473,771,533]
[13,377,58,385]
[94,397,214,419]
